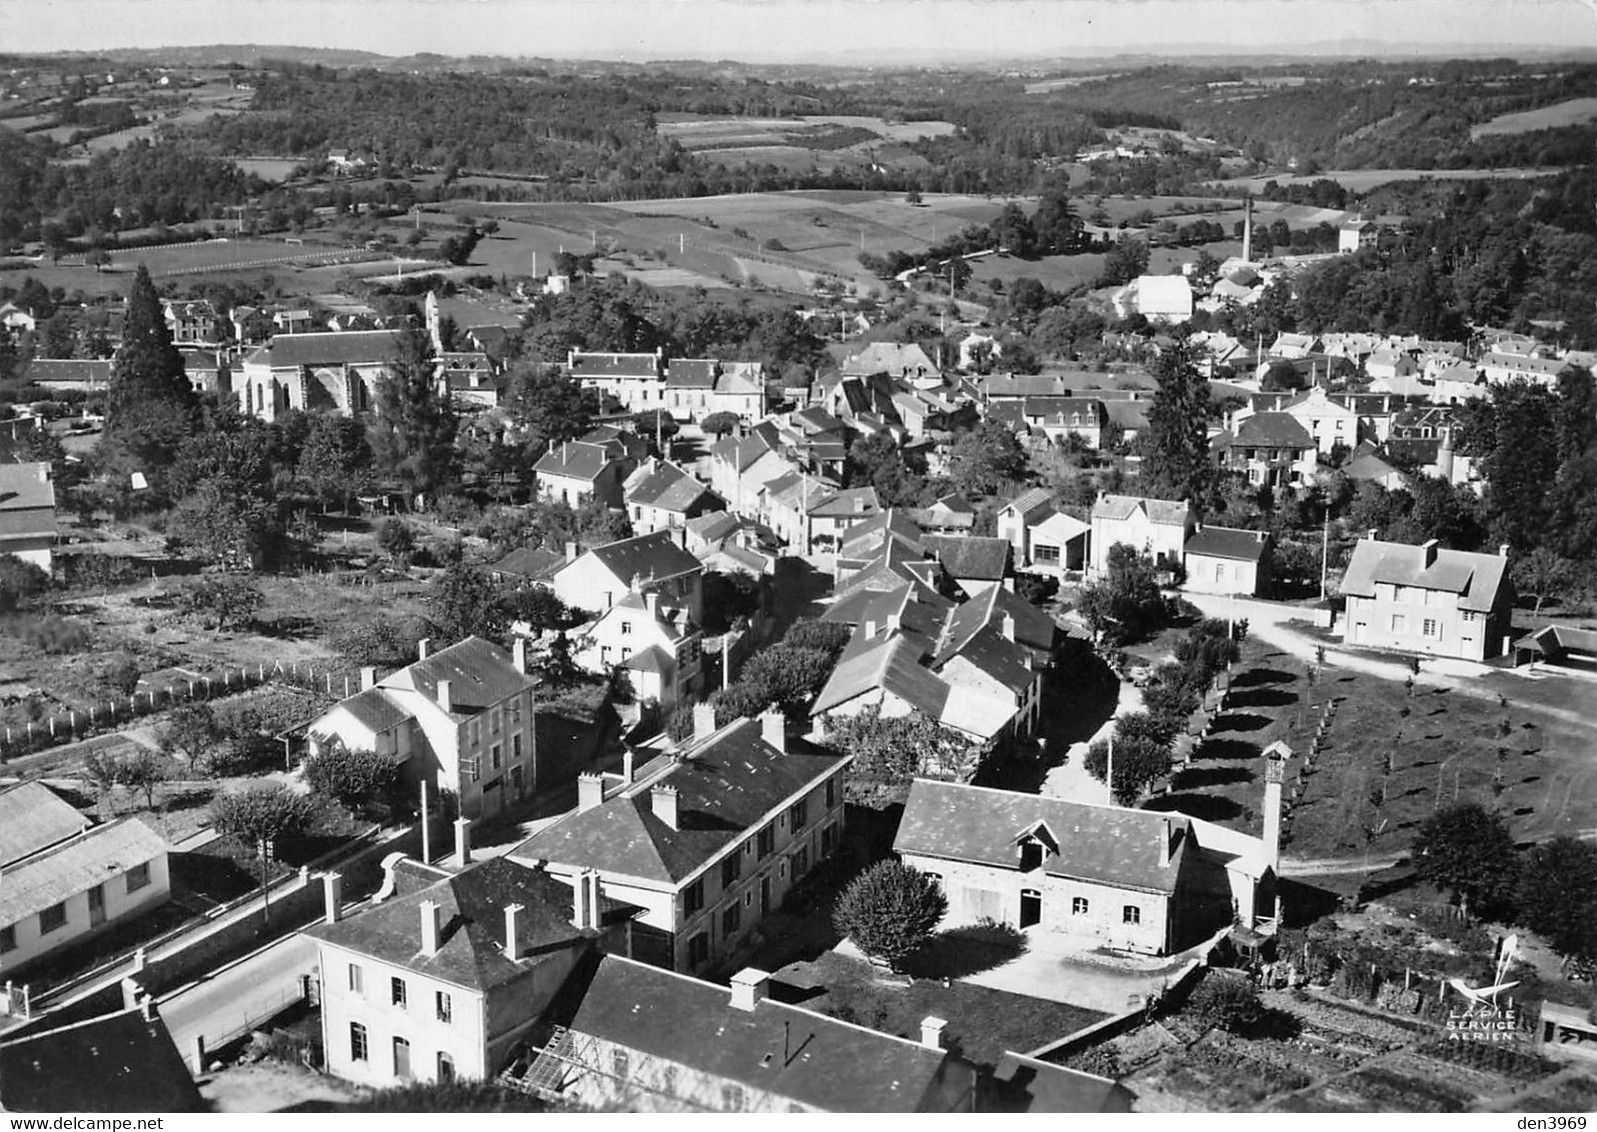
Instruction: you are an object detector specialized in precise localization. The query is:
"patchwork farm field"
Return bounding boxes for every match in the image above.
[1470,97,1597,138]
[1208,168,1563,194]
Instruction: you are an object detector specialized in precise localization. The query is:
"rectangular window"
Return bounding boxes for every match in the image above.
[436,990,452,1023]
[490,709,500,735]
[471,721,481,745]
[1422,619,1439,639]
[1391,615,1406,633]
[612,1050,630,1079]
[1462,610,1478,623]
[1123,905,1141,925]
[821,823,839,857]
[393,1036,411,1079]
[722,853,741,888]
[792,845,810,878]
[0,925,14,953]
[788,799,808,831]
[722,902,741,938]
[491,744,502,771]
[688,932,710,968]
[621,621,632,636]
[391,976,407,1008]
[1072,897,1089,915]
[825,779,836,809]
[684,878,704,915]
[512,733,523,761]
[437,1053,455,1082]
[756,825,775,859]
[39,902,67,934]
[721,1084,745,1112]
[126,861,152,893]
[349,1022,368,1062]
[348,964,364,994]
[1034,544,1061,565]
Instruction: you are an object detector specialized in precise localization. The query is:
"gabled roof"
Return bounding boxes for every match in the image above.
[25,359,112,385]
[490,544,567,582]
[568,350,662,379]
[0,1006,207,1113]
[625,460,722,514]
[1,817,169,925]
[0,461,54,517]
[1091,494,1190,527]
[1184,526,1270,563]
[894,780,1189,894]
[564,955,967,1112]
[1230,412,1314,449]
[933,586,1055,666]
[808,486,879,519]
[534,441,619,483]
[0,782,89,869]
[922,535,1011,583]
[999,486,1054,520]
[582,530,703,587]
[379,636,535,716]
[812,635,950,719]
[308,857,616,990]
[316,685,414,736]
[1340,537,1510,613]
[1022,396,1105,426]
[514,719,847,884]
[842,341,937,377]
[248,329,402,369]
[665,359,718,388]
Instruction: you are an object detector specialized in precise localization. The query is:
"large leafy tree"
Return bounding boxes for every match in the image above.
[209,785,316,854]
[1517,837,1597,968]
[823,706,979,803]
[1413,802,1518,922]
[504,362,596,464]
[1142,335,1214,507]
[304,740,401,811]
[298,413,374,512]
[1077,543,1168,646]
[370,326,458,500]
[1084,712,1174,806]
[947,420,1028,497]
[1457,382,1562,553]
[427,560,507,644]
[833,860,948,971]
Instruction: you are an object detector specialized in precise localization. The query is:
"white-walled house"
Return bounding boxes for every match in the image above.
[309,856,630,1087]
[551,530,704,624]
[1088,494,1196,576]
[571,589,703,711]
[1182,526,1273,597]
[0,815,171,977]
[512,712,849,976]
[0,462,57,572]
[303,637,538,822]
[1338,535,1514,661]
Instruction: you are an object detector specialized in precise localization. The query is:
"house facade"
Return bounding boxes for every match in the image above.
[893,778,1278,956]
[0,815,171,976]
[310,856,629,1088]
[1338,535,1514,661]
[160,299,221,347]
[996,488,1088,575]
[0,462,57,572]
[534,441,627,509]
[568,349,666,413]
[1182,526,1273,597]
[1088,494,1196,577]
[623,459,726,535]
[550,530,704,623]
[512,712,849,976]
[1214,413,1318,489]
[303,637,539,821]
[571,588,703,711]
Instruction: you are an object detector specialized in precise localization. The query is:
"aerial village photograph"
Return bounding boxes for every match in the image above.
[0,0,1596,1118]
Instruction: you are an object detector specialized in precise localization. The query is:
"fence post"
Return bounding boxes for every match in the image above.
[49,716,55,737]
[69,711,76,732]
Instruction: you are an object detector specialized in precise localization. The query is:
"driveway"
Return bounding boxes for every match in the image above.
[951,926,1203,1015]
[159,933,318,1065]
[1040,684,1144,805]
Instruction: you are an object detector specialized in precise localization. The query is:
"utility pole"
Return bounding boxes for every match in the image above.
[1105,734,1114,807]
[420,781,431,864]
[679,233,685,255]
[1320,508,1330,601]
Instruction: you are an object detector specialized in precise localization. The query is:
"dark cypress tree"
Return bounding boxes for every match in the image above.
[1142,334,1214,507]
[108,264,191,424]
[103,265,197,480]
[369,325,457,501]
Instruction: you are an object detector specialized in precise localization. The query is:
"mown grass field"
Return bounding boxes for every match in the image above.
[1470,97,1597,138]
[1207,168,1563,194]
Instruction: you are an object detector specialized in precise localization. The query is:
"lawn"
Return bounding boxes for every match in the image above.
[777,950,1106,1070]
[1471,97,1597,138]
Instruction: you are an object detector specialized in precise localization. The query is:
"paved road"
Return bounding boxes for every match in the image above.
[158,933,318,1065]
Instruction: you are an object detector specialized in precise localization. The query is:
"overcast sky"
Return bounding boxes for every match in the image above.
[1,0,1592,60]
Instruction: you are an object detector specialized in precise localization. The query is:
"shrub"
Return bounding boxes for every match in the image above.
[832,860,948,971]
[1186,972,1265,1034]
[104,655,142,696]
[208,784,317,851]
[20,614,91,654]
[304,741,401,811]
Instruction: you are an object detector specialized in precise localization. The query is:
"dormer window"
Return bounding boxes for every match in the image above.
[1019,839,1044,872]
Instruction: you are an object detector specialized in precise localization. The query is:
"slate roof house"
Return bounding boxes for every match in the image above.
[622,458,726,535]
[1182,525,1273,597]
[550,530,704,624]
[512,711,850,975]
[997,487,1088,575]
[893,777,1280,955]
[1088,494,1195,578]
[533,440,628,508]
[1212,412,1318,489]
[309,856,632,1088]
[569,586,703,712]
[1338,535,1514,662]
[512,955,978,1112]
[568,349,666,413]
[303,637,539,821]
[0,461,57,571]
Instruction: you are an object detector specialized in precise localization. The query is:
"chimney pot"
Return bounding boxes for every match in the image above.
[504,902,524,958]
[140,994,155,1023]
[692,702,717,742]
[863,620,877,640]
[1159,818,1172,868]
[1421,538,1440,568]
[919,1015,947,1050]
[453,817,471,867]
[577,772,604,811]
[565,540,579,563]
[418,637,432,660]
[651,783,680,830]
[761,708,786,753]
[513,637,528,673]
[622,747,636,784]
[420,899,442,955]
[1001,613,1016,642]
[360,665,377,692]
[322,872,344,923]
[436,678,453,713]
[1499,543,1510,559]
[730,968,770,1012]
